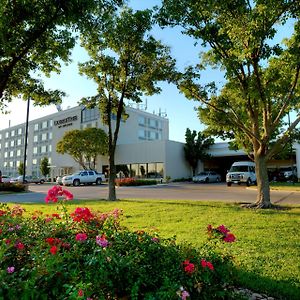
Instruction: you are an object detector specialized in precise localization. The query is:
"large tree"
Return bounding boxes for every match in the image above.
[158,0,300,208]
[40,157,50,178]
[79,8,176,201]
[184,128,214,176]
[0,0,122,110]
[56,127,108,170]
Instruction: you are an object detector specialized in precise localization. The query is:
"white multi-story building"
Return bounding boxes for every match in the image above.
[1,104,300,181]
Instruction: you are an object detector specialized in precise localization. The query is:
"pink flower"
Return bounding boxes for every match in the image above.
[75,233,88,242]
[151,237,159,243]
[96,234,109,247]
[181,290,190,300]
[45,186,73,203]
[7,266,15,274]
[217,225,230,234]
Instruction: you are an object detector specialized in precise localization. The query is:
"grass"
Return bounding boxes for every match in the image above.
[5,198,300,299]
[270,181,300,191]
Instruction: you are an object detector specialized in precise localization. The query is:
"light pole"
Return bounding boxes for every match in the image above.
[22,97,30,183]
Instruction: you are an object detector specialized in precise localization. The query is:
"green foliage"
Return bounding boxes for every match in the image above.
[56,127,108,170]
[184,128,214,175]
[115,178,158,186]
[0,201,238,299]
[0,183,26,192]
[79,7,176,200]
[40,157,50,177]
[17,162,24,176]
[0,0,123,109]
[158,0,300,207]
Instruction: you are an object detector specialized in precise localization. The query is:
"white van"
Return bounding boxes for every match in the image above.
[226,161,256,186]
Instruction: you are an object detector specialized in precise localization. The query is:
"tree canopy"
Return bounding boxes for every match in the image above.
[184,128,214,176]
[79,7,176,200]
[40,157,50,178]
[158,0,300,208]
[0,0,123,111]
[56,127,108,170]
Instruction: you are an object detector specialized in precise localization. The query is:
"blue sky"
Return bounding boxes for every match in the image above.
[0,0,294,142]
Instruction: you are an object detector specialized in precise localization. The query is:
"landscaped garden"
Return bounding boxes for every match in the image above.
[0,186,299,299]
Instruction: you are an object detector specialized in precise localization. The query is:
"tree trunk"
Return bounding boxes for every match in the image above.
[254,154,273,208]
[108,148,117,201]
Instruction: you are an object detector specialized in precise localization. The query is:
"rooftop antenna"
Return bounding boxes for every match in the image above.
[56,104,62,111]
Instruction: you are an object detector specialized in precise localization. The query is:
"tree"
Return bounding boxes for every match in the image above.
[40,157,50,178]
[79,8,176,201]
[56,127,108,170]
[158,0,300,208]
[18,162,24,176]
[0,0,122,110]
[184,128,214,176]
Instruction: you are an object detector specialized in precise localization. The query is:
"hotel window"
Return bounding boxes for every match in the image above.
[138,116,146,126]
[10,140,15,147]
[18,128,22,135]
[81,107,100,123]
[4,152,8,158]
[0,133,2,139]
[0,144,1,150]
[5,132,9,138]
[33,147,38,154]
[34,135,38,143]
[138,129,146,140]
[9,151,14,157]
[49,132,53,140]
[48,157,52,164]
[32,159,37,165]
[17,149,22,157]
[49,119,53,127]
[41,133,47,141]
[149,131,156,140]
[4,162,8,167]
[149,119,156,129]
[17,161,21,167]
[5,142,8,148]
[11,130,15,137]
[42,121,48,129]
[9,161,14,167]
[48,145,52,152]
[41,145,47,153]
[17,139,22,146]
[34,123,39,131]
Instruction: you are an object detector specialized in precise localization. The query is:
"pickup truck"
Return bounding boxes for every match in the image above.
[62,170,105,186]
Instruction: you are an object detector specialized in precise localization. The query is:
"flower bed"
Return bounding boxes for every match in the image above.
[0,186,238,299]
[115,177,158,186]
[0,182,27,192]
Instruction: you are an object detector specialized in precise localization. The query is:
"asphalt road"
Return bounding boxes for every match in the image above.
[0,182,299,205]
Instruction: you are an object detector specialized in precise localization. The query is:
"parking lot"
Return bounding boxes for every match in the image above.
[0,182,300,205]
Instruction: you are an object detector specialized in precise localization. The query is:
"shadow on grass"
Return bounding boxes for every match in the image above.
[232,266,300,299]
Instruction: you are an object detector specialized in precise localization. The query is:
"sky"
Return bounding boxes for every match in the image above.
[0,1,294,142]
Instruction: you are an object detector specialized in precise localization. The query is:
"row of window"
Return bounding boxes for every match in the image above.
[3,157,52,168]
[3,149,23,158]
[34,132,52,143]
[138,129,162,141]
[0,127,24,139]
[34,120,53,131]
[138,116,163,129]
[33,145,52,154]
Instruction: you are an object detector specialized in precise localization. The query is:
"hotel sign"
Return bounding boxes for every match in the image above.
[54,115,78,128]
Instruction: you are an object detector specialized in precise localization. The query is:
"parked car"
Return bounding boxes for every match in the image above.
[192,171,221,183]
[226,161,256,186]
[56,175,64,185]
[62,170,106,186]
[278,166,297,181]
[1,175,12,183]
[11,175,45,184]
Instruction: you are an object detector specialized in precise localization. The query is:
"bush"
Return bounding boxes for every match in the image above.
[115,177,157,186]
[0,182,26,192]
[0,186,239,299]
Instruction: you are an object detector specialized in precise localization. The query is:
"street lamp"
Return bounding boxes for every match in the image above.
[22,97,30,183]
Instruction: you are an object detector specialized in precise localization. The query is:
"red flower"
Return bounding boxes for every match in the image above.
[50,246,58,255]
[217,225,230,234]
[78,289,84,297]
[223,233,236,243]
[45,237,61,246]
[71,207,94,223]
[75,233,88,242]
[182,260,195,274]
[201,259,214,271]
[15,242,25,250]
[45,186,73,203]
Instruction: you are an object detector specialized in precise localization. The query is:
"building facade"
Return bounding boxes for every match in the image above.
[1,104,300,181]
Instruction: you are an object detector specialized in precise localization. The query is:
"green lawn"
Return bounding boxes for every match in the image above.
[270,181,300,191]
[6,199,300,299]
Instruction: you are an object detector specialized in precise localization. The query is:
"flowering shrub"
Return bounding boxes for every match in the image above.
[0,188,238,299]
[115,177,157,186]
